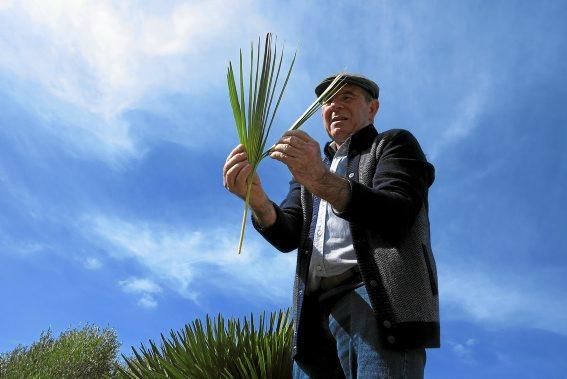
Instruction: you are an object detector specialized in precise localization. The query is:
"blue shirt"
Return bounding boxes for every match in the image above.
[307,139,357,291]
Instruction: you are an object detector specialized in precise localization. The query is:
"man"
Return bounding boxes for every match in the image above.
[223,73,439,378]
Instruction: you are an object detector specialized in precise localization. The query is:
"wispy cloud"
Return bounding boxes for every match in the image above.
[119,277,163,309]
[0,167,41,220]
[429,77,490,160]
[448,338,477,365]
[0,0,267,116]
[0,0,12,11]
[0,231,45,256]
[85,214,295,306]
[137,295,158,309]
[0,0,271,158]
[440,261,567,336]
[120,277,162,294]
[83,257,102,270]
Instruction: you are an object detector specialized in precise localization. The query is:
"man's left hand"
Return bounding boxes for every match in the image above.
[269,130,328,189]
[270,130,351,212]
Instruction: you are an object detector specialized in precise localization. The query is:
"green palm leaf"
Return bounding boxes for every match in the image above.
[227,33,346,254]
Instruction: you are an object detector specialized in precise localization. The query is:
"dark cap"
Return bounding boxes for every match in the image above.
[315,73,379,99]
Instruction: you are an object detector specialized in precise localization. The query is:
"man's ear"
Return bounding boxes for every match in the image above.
[369,99,380,119]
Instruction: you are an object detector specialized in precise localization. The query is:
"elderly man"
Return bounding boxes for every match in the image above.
[223,74,439,378]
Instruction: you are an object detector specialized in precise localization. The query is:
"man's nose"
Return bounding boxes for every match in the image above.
[327,99,343,109]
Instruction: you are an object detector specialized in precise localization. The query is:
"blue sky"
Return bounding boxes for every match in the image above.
[1,0,566,377]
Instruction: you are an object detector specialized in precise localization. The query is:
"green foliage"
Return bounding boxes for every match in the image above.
[0,325,120,378]
[227,33,345,254]
[227,33,296,255]
[119,309,294,379]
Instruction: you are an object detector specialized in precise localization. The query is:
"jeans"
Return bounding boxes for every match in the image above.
[292,285,426,379]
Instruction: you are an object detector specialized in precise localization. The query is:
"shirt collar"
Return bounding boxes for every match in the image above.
[323,124,378,160]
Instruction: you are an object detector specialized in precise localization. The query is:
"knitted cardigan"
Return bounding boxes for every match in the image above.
[253,125,440,357]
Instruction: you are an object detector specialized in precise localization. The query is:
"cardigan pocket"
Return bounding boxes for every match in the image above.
[422,243,438,296]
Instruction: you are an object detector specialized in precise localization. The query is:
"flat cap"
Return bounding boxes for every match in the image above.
[315,73,379,99]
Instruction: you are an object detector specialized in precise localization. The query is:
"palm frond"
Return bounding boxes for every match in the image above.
[227,33,345,254]
[227,33,295,254]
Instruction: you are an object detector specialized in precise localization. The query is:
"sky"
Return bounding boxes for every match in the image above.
[0,0,566,377]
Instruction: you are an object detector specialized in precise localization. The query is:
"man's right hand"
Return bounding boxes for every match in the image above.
[223,144,276,228]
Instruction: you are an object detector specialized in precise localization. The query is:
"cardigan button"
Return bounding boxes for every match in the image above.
[387,335,396,344]
[370,280,378,287]
[348,172,354,178]
[383,320,392,328]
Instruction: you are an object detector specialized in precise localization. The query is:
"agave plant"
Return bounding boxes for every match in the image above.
[227,33,345,254]
[119,309,293,379]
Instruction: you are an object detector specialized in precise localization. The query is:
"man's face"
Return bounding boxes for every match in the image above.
[321,84,379,145]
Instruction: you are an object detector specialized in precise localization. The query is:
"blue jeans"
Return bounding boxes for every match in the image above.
[292,286,426,378]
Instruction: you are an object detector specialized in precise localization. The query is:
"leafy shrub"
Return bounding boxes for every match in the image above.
[120,309,293,379]
[0,325,120,378]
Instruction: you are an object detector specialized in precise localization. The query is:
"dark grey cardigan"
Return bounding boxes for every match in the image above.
[254,125,440,358]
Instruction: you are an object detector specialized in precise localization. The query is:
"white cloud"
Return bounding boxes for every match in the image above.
[440,261,567,336]
[0,167,42,221]
[0,169,46,255]
[0,232,45,256]
[119,277,162,295]
[89,216,567,332]
[84,257,102,270]
[0,0,12,11]
[448,338,476,365]
[0,0,271,157]
[86,214,295,305]
[0,0,267,116]
[138,294,158,309]
[430,77,490,160]
[119,277,163,309]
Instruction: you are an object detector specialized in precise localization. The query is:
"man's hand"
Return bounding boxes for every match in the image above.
[269,130,328,188]
[270,131,351,212]
[223,144,276,227]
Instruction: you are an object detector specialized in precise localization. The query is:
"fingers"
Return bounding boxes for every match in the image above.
[268,149,288,163]
[271,142,302,159]
[223,150,247,177]
[224,159,249,190]
[223,144,248,176]
[271,130,320,161]
[227,144,245,159]
[223,144,251,193]
[270,132,311,159]
[281,134,309,148]
[225,144,244,165]
[282,130,312,142]
[269,145,307,166]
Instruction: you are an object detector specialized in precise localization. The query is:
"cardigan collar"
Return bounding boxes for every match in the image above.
[323,124,378,160]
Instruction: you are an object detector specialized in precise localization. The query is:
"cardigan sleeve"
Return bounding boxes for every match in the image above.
[335,129,435,240]
[252,179,304,252]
